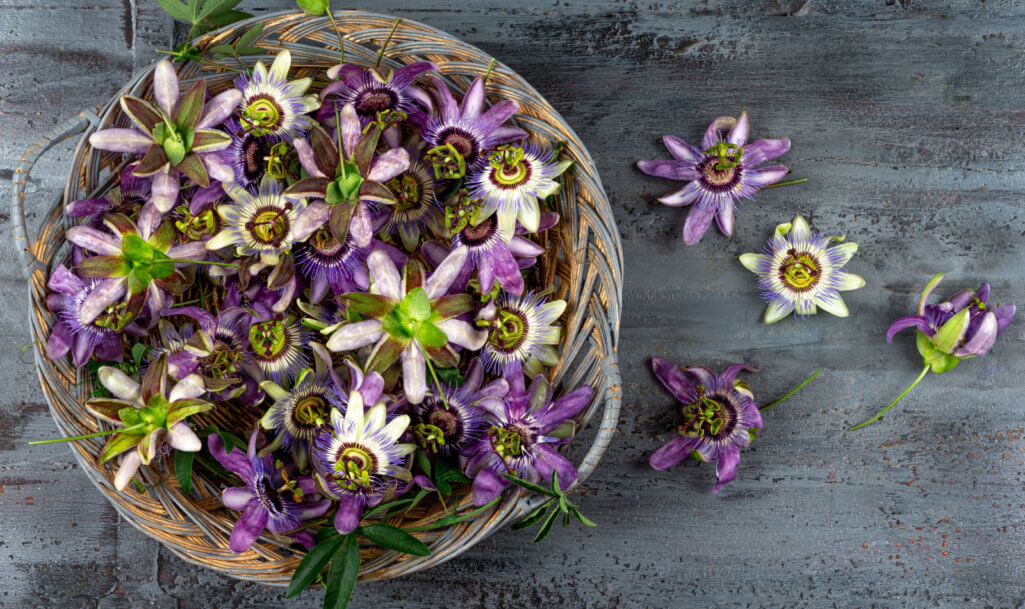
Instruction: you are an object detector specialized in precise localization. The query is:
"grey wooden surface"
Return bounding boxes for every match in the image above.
[2,1,1024,607]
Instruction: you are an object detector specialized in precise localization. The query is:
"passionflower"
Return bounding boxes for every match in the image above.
[88,60,239,212]
[410,357,508,458]
[66,165,151,224]
[469,143,570,235]
[422,75,527,178]
[83,355,210,491]
[244,315,311,385]
[478,292,565,377]
[379,138,445,251]
[234,50,319,140]
[209,430,332,553]
[68,212,207,327]
[45,265,126,366]
[206,175,306,267]
[738,215,864,323]
[313,389,416,533]
[466,368,592,506]
[852,275,1015,429]
[285,104,409,248]
[648,357,762,493]
[323,247,487,404]
[637,111,790,244]
[319,61,436,126]
[223,118,281,189]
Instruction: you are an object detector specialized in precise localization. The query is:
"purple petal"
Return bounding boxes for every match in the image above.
[292,201,331,241]
[682,365,716,389]
[223,487,254,510]
[727,110,749,146]
[366,148,410,182]
[508,236,544,258]
[88,129,153,154]
[477,100,519,135]
[46,321,73,359]
[702,116,734,149]
[334,495,363,533]
[953,310,998,357]
[712,445,741,493]
[79,278,126,324]
[651,356,697,403]
[162,305,216,332]
[471,467,509,506]
[200,153,234,184]
[358,372,385,407]
[994,304,1016,332]
[196,89,242,129]
[886,315,931,343]
[350,201,375,248]
[718,363,753,386]
[391,61,437,87]
[430,75,460,122]
[152,169,179,213]
[229,501,269,553]
[66,226,122,256]
[649,435,699,470]
[742,138,791,166]
[539,385,592,431]
[682,205,716,245]
[460,77,486,118]
[534,444,577,490]
[637,159,699,181]
[167,241,206,260]
[339,104,361,158]
[744,165,789,188]
[489,245,524,295]
[65,198,110,218]
[425,246,469,299]
[293,138,326,178]
[490,125,528,145]
[413,474,436,491]
[47,264,85,295]
[207,433,253,479]
[663,135,703,164]
[71,333,97,367]
[153,60,179,118]
[658,182,701,207]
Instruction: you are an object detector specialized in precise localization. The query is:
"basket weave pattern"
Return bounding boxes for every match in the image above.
[12,10,623,584]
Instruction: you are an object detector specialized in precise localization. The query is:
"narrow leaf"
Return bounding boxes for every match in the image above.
[406,498,501,532]
[511,502,553,530]
[358,524,430,556]
[499,473,555,497]
[532,507,560,543]
[323,534,360,609]
[174,450,195,494]
[286,534,344,598]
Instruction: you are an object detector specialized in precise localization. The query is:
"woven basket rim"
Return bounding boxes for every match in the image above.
[15,9,624,585]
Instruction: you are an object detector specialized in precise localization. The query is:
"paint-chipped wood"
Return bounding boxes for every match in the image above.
[3,1,1025,607]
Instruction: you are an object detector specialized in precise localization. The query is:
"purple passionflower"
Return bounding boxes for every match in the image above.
[477,292,566,377]
[67,211,207,328]
[423,204,557,297]
[223,118,280,190]
[209,430,332,553]
[853,275,1016,430]
[313,388,415,533]
[295,215,408,304]
[323,247,487,404]
[648,357,762,493]
[410,357,509,458]
[88,60,239,212]
[45,264,125,366]
[170,182,227,245]
[466,365,592,506]
[319,61,436,126]
[286,103,409,248]
[66,165,151,225]
[378,137,445,251]
[637,111,790,244]
[422,75,527,176]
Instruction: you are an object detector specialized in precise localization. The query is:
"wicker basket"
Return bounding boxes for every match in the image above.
[11,10,623,584]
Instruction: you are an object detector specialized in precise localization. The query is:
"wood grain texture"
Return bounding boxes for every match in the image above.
[2,1,1025,607]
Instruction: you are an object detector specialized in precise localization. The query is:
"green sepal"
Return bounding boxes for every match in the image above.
[99,431,144,463]
[78,255,132,278]
[931,308,969,354]
[415,322,447,349]
[916,331,961,374]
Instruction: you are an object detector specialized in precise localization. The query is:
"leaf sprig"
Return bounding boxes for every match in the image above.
[504,471,596,543]
[156,0,256,64]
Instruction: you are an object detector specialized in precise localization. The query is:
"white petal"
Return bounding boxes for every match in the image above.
[98,367,141,403]
[113,450,143,491]
[831,241,859,266]
[436,319,488,350]
[790,216,811,242]
[367,250,402,300]
[738,253,766,273]
[836,271,865,291]
[326,319,384,352]
[167,422,201,452]
[425,246,469,299]
[763,300,794,324]
[401,345,426,404]
[268,50,291,81]
[344,390,365,430]
[518,200,540,233]
[205,230,236,251]
[168,374,205,402]
[816,295,850,317]
[380,414,410,443]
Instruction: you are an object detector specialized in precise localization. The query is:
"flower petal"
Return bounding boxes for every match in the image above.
[831,242,858,266]
[738,252,767,273]
[153,60,179,118]
[712,445,741,493]
[326,319,384,352]
[229,501,269,553]
[196,89,242,129]
[88,129,153,154]
[649,435,699,470]
[65,226,122,256]
[728,110,749,146]
[637,159,698,181]
[745,165,789,188]
[367,148,410,182]
[402,344,426,404]
[436,318,488,350]
[113,450,143,491]
[222,487,254,511]
[208,433,253,478]
[742,138,791,166]
[715,203,735,237]
[815,294,850,318]
[657,182,701,207]
[167,422,201,452]
[471,467,509,506]
[334,495,363,534]
[367,250,402,300]
[663,135,703,164]
[425,246,469,299]
[763,300,794,324]
[152,169,180,212]
[836,272,865,291]
[789,216,811,242]
[651,356,697,403]
[682,205,716,245]
[534,444,577,490]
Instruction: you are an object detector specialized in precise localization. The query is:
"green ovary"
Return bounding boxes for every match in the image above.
[780,251,820,290]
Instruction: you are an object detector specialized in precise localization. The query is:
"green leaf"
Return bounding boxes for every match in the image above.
[132,344,150,368]
[315,527,341,545]
[193,10,253,35]
[414,449,432,478]
[403,288,432,321]
[157,0,193,21]
[436,367,464,387]
[323,534,360,609]
[931,308,970,354]
[197,0,241,21]
[205,44,235,56]
[415,322,448,349]
[568,505,597,527]
[363,497,418,519]
[234,46,264,56]
[500,473,556,497]
[405,498,501,532]
[532,506,560,543]
[286,534,344,598]
[173,450,195,494]
[510,501,553,530]
[295,0,329,15]
[358,524,430,556]
[235,22,265,48]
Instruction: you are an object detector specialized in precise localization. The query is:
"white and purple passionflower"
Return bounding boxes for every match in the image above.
[410,357,508,458]
[478,291,566,377]
[319,61,436,126]
[637,111,791,244]
[313,389,415,533]
[422,75,527,176]
[209,430,332,553]
[466,367,591,506]
[739,216,864,323]
[206,175,306,267]
[242,314,312,386]
[469,143,569,236]
[234,50,319,140]
[648,357,763,493]
[45,265,126,366]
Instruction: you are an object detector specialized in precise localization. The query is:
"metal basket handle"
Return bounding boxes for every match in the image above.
[11,111,98,281]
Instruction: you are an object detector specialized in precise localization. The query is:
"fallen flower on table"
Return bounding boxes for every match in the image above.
[636,110,792,244]
[739,215,864,323]
[648,356,819,492]
[851,274,1015,430]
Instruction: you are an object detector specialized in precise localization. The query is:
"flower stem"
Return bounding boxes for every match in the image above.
[324,4,345,65]
[849,365,930,431]
[29,426,139,445]
[761,369,822,411]
[419,341,451,410]
[167,259,240,269]
[763,178,808,189]
[482,58,497,84]
[375,18,401,68]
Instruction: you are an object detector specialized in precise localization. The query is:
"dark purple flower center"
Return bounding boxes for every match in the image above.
[700,157,740,190]
[679,390,738,440]
[241,135,273,183]
[460,215,498,246]
[438,128,479,162]
[355,87,398,116]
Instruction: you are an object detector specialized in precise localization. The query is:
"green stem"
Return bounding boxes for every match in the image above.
[324,5,345,64]
[375,18,401,68]
[763,178,808,189]
[419,341,451,410]
[849,365,930,431]
[171,298,202,308]
[167,259,240,268]
[30,425,142,445]
[155,49,244,72]
[761,369,822,411]
[482,58,496,84]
